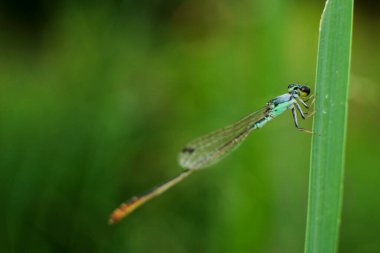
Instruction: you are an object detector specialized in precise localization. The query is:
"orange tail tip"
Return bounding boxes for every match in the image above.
[108,169,193,225]
[108,197,140,225]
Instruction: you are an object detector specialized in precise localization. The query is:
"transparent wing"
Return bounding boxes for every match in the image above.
[178,106,270,169]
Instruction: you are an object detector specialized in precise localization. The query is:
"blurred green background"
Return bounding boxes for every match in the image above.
[1,0,379,252]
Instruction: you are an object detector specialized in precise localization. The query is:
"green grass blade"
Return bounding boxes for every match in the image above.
[305,0,354,253]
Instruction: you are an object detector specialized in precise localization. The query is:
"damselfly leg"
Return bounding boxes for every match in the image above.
[292,95,316,134]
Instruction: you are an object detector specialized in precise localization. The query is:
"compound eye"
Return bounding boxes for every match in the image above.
[300,86,311,96]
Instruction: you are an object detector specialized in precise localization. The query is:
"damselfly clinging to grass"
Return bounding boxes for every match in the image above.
[109,84,315,224]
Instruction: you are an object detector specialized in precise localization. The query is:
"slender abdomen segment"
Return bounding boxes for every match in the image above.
[109,169,192,224]
[253,116,270,129]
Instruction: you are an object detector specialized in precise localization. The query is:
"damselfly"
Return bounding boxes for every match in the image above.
[109,84,315,224]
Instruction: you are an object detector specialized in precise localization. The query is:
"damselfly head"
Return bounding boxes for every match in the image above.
[299,85,311,97]
[288,84,311,97]
[287,84,297,90]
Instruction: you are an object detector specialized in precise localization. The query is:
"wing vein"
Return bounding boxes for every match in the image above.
[179,105,270,169]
